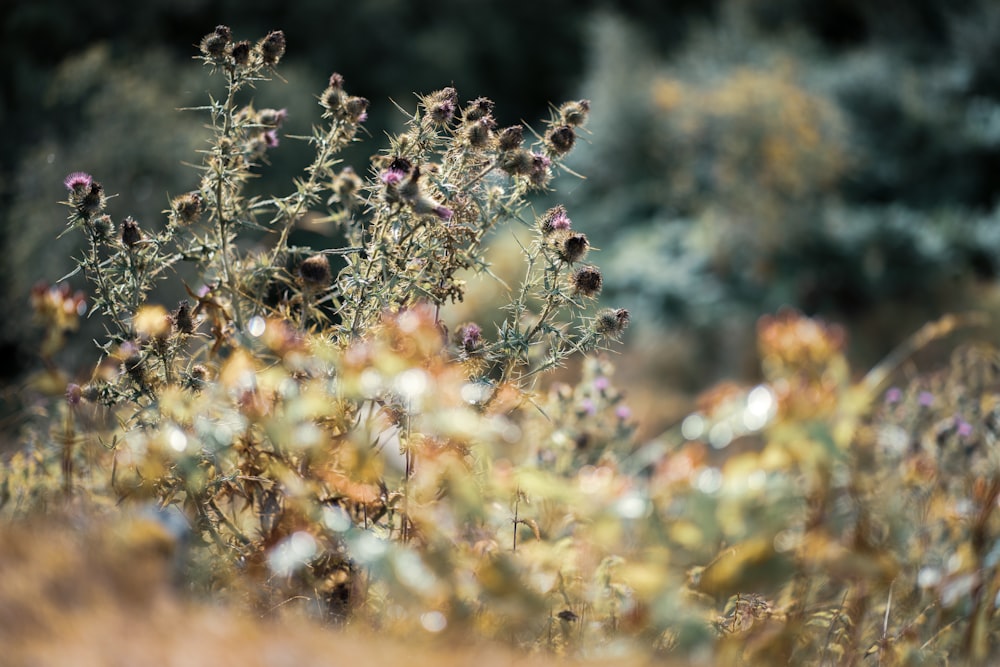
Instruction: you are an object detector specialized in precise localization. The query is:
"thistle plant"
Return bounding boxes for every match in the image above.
[15,24,638,645]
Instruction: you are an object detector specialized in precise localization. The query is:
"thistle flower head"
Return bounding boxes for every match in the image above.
[64,172,93,193]
[120,216,141,248]
[463,97,494,122]
[559,99,591,127]
[199,25,231,61]
[423,87,459,125]
[550,230,589,264]
[230,41,253,68]
[259,30,286,66]
[170,192,203,226]
[65,172,105,215]
[539,205,572,234]
[545,124,576,156]
[298,254,331,290]
[571,265,603,297]
[594,308,630,339]
[498,125,524,151]
[455,322,483,353]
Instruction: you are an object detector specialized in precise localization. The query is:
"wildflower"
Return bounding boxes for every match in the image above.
[170,192,203,226]
[423,87,458,125]
[66,383,83,407]
[956,417,973,438]
[259,30,286,66]
[298,254,331,290]
[594,308,630,339]
[615,404,632,420]
[264,129,280,148]
[498,125,524,151]
[579,398,597,416]
[885,386,902,404]
[594,376,610,392]
[455,322,483,353]
[120,216,141,248]
[64,172,92,192]
[545,124,576,156]
[571,265,603,297]
[65,172,105,216]
[559,99,591,127]
[550,230,589,264]
[918,391,934,407]
[539,205,572,234]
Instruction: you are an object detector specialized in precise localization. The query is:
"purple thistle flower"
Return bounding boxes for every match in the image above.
[580,398,596,416]
[433,205,454,222]
[885,387,902,404]
[380,168,406,186]
[594,376,610,392]
[918,391,934,407]
[550,211,572,230]
[64,172,93,192]
[956,417,973,438]
[461,323,482,350]
[615,405,632,421]
[264,129,280,148]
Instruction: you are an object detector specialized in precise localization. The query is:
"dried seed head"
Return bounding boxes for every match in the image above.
[298,254,331,290]
[594,308,630,339]
[463,97,494,122]
[545,124,576,155]
[259,30,286,66]
[200,26,231,60]
[498,125,524,151]
[91,214,114,242]
[499,149,534,176]
[230,40,253,68]
[559,99,591,127]
[571,265,603,297]
[170,191,203,226]
[423,87,459,125]
[120,216,141,248]
[343,96,369,123]
[550,230,589,264]
[528,152,553,189]
[465,116,496,149]
[172,300,195,335]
